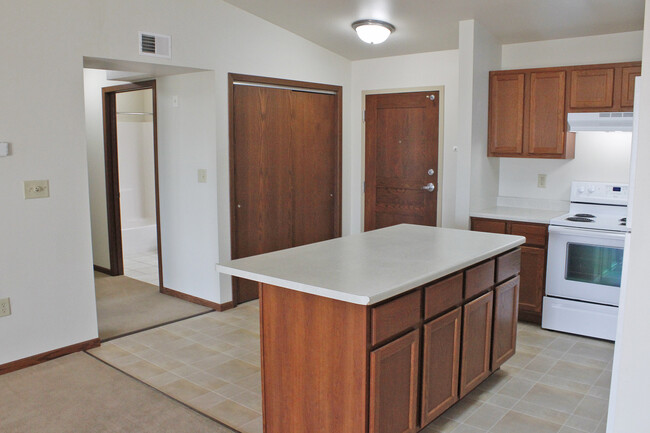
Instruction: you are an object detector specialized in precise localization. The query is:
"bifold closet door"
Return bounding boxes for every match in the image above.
[231,84,339,304]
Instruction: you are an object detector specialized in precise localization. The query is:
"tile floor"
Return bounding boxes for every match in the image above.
[123,250,159,286]
[90,303,614,433]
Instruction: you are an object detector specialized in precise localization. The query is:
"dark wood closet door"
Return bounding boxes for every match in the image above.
[230,80,340,304]
[291,91,339,246]
[365,91,439,231]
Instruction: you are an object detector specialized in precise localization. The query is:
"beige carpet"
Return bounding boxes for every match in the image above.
[95,272,211,340]
[0,352,236,433]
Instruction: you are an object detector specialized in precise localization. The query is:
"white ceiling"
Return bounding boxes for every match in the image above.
[223,0,644,60]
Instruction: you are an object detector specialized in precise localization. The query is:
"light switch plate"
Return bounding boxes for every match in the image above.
[198,169,207,183]
[0,142,9,157]
[24,180,50,199]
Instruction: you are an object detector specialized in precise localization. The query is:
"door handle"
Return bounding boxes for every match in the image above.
[421,183,435,192]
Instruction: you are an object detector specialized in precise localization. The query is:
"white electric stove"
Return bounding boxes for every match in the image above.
[542,181,629,341]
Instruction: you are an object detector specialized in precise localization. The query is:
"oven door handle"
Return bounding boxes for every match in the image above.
[548,225,627,240]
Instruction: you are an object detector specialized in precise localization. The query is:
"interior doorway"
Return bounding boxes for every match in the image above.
[229,74,343,306]
[102,81,163,287]
[364,90,441,231]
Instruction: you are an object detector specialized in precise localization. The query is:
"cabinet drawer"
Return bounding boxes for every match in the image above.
[371,290,421,346]
[496,249,521,284]
[509,222,547,247]
[471,218,507,234]
[465,260,495,300]
[424,273,463,320]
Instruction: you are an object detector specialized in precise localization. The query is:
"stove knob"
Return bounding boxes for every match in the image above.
[578,186,585,193]
[588,186,596,193]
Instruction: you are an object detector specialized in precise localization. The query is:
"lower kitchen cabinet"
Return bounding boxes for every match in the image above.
[421,307,462,425]
[471,217,548,323]
[369,329,420,433]
[492,276,520,370]
[460,291,494,398]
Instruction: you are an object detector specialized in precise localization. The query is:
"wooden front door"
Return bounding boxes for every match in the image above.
[230,75,341,304]
[364,91,439,231]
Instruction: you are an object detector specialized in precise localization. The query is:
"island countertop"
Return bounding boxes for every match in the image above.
[216,224,525,305]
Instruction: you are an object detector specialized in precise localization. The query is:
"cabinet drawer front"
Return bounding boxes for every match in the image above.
[465,260,495,300]
[371,290,422,346]
[424,273,463,320]
[496,249,521,284]
[509,222,547,247]
[471,218,507,234]
[369,329,420,433]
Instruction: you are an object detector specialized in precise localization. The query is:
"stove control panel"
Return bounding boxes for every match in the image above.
[570,181,629,205]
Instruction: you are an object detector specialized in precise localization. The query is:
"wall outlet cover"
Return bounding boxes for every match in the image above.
[24,180,50,199]
[198,169,207,183]
[0,298,10,317]
[0,142,9,157]
[537,174,547,188]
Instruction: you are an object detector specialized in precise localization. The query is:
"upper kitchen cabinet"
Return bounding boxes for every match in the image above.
[488,69,574,159]
[567,62,642,112]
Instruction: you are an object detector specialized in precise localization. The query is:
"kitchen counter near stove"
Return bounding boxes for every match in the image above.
[470,206,566,225]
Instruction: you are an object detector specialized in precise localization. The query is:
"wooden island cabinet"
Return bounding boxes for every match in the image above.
[217,224,525,433]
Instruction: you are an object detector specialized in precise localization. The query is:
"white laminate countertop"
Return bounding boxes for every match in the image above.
[470,206,566,225]
[217,224,525,306]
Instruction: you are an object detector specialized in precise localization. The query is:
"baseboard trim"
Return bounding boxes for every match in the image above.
[160,286,234,312]
[0,338,101,376]
[93,265,112,275]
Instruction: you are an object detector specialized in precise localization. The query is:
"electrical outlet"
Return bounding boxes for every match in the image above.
[537,174,547,188]
[24,180,50,199]
[0,298,11,317]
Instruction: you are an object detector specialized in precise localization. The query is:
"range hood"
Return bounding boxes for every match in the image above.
[567,112,633,132]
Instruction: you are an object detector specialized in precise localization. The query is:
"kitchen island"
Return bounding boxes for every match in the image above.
[217,224,525,433]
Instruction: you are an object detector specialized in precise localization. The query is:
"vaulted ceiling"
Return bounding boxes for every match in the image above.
[223,0,645,60]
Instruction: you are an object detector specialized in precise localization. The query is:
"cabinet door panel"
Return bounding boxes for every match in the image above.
[460,291,494,398]
[488,73,525,156]
[528,71,566,156]
[369,330,420,433]
[519,246,546,316]
[421,308,461,425]
[492,276,520,370]
[570,68,615,109]
[621,66,642,108]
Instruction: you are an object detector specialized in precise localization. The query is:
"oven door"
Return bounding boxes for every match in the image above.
[546,225,625,306]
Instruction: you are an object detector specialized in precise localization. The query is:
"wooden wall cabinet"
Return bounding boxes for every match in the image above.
[488,61,641,159]
[471,218,547,323]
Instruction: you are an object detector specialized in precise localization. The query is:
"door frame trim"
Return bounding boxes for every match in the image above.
[101,80,164,289]
[361,86,445,231]
[228,73,343,306]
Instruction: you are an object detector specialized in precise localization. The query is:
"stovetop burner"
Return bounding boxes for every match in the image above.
[575,213,596,218]
[566,217,595,222]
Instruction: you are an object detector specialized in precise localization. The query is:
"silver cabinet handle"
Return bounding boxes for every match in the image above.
[422,183,435,192]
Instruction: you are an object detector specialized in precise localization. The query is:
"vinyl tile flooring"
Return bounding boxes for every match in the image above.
[124,250,159,286]
[89,302,614,433]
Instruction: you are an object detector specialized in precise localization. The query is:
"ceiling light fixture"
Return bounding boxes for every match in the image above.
[352,19,395,45]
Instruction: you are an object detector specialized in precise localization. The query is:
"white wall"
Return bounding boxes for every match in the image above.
[459,21,502,225]
[495,32,643,206]
[607,2,650,430]
[499,133,632,202]
[350,50,459,230]
[0,0,351,365]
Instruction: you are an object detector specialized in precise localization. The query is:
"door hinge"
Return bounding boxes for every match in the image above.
[363,181,366,193]
[363,110,366,122]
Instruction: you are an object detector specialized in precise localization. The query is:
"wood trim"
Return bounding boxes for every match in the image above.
[228,73,343,307]
[0,338,101,376]
[101,80,162,286]
[93,264,112,275]
[160,286,232,312]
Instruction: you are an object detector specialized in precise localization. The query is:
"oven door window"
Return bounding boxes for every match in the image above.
[565,243,624,287]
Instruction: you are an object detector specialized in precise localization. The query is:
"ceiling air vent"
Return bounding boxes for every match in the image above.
[138,31,171,58]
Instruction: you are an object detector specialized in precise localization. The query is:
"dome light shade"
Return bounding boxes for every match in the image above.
[352,19,395,44]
